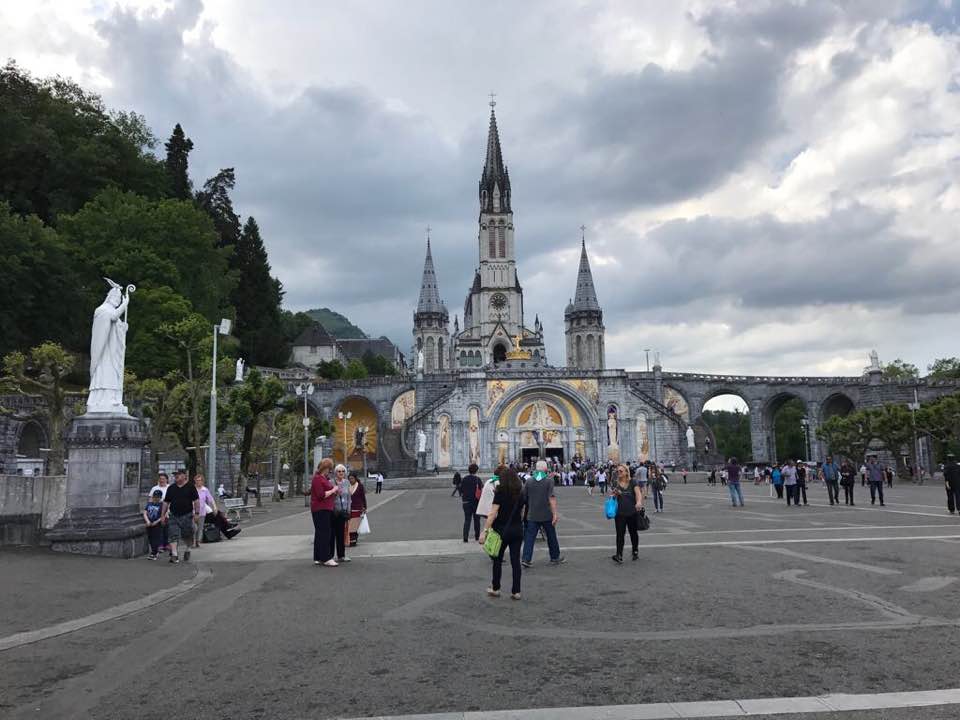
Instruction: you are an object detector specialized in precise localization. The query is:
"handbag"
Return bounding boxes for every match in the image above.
[637,507,650,531]
[604,495,618,519]
[475,480,482,501]
[483,493,519,558]
[358,514,371,535]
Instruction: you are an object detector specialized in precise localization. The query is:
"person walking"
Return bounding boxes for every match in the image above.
[795,462,809,506]
[839,460,856,506]
[609,463,644,563]
[885,466,895,488]
[310,458,339,567]
[866,456,886,506]
[771,465,784,499]
[479,467,526,600]
[782,460,798,506]
[520,460,564,567]
[459,464,483,543]
[143,489,164,559]
[649,464,666,512]
[476,466,503,522]
[726,457,744,507]
[597,467,607,495]
[149,472,171,552]
[347,472,367,547]
[822,456,841,506]
[860,463,867,487]
[451,471,462,497]
[331,464,352,562]
[375,471,384,494]
[161,469,200,564]
[944,454,960,514]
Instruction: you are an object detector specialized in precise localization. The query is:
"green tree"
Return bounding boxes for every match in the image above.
[195,167,241,249]
[927,358,960,380]
[361,349,396,377]
[279,310,315,346]
[867,403,915,472]
[1,343,76,474]
[231,217,287,366]
[317,359,345,380]
[0,61,165,224]
[0,204,87,358]
[816,411,872,463]
[882,358,919,379]
[701,409,751,461]
[128,372,187,479]
[225,368,284,503]
[164,123,194,201]
[59,188,234,324]
[344,359,369,380]
[916,393,960,461]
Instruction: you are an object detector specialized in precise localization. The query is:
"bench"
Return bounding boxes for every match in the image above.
[222,497,252,523]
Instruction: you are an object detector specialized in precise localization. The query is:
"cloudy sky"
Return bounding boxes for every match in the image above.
[4,0,959,383]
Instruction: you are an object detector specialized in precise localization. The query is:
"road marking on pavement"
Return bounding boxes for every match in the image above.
[341,688,960,719]
[0,566,213,653]
[366,489,408,513]
[899,576,958,592]
[737,545,902,575]
[735,510,788,522]
[415,492,427,509]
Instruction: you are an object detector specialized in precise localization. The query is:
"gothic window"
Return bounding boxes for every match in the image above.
[488,225,496,258]
[498,222,506,257]
[493,343,507,363]
[575,335,583,368]
[437,338,444,370]
[426,336,436,371]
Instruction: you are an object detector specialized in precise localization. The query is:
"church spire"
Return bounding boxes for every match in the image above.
[416,231,447,315]
[479,96,511,213]
[572,226,600,311]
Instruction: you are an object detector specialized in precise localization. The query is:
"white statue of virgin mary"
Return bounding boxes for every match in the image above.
[87,278,131,414]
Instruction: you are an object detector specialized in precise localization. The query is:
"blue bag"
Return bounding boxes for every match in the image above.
[604,495,618,519]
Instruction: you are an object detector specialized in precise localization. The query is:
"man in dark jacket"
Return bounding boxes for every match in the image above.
[459,464,483,542]
[944,455,960,514]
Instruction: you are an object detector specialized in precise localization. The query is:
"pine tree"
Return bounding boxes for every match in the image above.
[195,167,241,248]
[232,216,287,366]
[164,123,194,200]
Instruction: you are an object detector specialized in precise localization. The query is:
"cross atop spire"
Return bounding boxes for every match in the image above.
[488,92,497,108]
[580,224,587,248]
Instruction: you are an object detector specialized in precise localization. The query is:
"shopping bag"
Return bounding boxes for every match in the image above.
[604,496,618,519]
[358,514,371,535]
[483,527,503,557]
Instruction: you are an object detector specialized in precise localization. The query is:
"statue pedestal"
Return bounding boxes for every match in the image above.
[47,413,148,558]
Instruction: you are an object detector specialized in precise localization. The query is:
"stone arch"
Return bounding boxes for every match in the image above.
[16,421,47,459]
[492,342,507,364]
[820,392,855,423]
[436,413,452,467]
[488,381,601,465]
[698,391,752,464]
[763,391,808,463]
[331,395,380,469]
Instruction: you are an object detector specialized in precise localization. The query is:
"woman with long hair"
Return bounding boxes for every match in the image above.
[310,458,339,567]
[609,463,644,563]
[479,467,527,600]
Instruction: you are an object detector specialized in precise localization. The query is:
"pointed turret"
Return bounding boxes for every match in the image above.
[416,238,447,316]
[565,228,605,370]
[479,100,511,213]
[571,236,600,312]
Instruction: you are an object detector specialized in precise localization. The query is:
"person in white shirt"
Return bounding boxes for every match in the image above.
[149,472,170,500]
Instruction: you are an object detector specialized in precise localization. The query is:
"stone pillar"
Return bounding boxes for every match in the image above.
[47,414,147,558]
[749,401,768,463]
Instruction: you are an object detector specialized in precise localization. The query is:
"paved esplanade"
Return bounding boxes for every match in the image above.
[2,483,960,719]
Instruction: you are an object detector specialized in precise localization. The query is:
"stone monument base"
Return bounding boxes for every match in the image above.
[47,413,147,558]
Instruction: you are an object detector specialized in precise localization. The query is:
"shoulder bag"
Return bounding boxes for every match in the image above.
[483,493,520,558]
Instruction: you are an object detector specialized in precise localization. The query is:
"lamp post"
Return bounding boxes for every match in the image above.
[908,389,921,481]
[338,410,352,466]
[295,383,314,500]
[207,318,232,496]
[799,417,811,461]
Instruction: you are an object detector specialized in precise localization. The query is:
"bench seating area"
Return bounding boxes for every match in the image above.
[222,497,252,522]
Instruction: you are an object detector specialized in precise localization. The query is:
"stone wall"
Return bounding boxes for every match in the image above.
[0,474,67,545]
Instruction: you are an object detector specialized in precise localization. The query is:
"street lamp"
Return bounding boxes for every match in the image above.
[799,417,810,461]
[207,318,232,496]
[908,389,922,482]
[295,383,315,500]
[338,410,352,466]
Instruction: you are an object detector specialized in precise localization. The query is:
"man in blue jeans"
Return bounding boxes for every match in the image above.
[521,460,565,567]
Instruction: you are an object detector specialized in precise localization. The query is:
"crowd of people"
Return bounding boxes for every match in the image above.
[143,469,241,563]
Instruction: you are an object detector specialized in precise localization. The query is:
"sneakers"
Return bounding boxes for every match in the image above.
[521,560,533,568]
[549,556,566,565]
[224,527,241,539]
[169,555,180,564]
[611,554,623,564]
[147,553,158,560]
[183,550,191,562]
[486,587,501,597]
[314,561,321,566]
[510,593,521,601]
[339,556,351,563]
[322,560,339,567]
[632,551,639,561]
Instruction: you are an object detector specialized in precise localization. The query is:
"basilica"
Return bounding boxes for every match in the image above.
[412,101,605,373]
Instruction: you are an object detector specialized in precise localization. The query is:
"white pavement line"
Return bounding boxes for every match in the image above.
[365,489,408,513]
[667,490,955,519]
[0,566,213,653]
[415,492,427,509]
[734,511,788,523]
[736,545,902,575]
[899,576,958,592]
[341,688,960,719]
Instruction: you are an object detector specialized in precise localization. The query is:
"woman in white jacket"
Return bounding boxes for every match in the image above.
[475,465,505,520]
